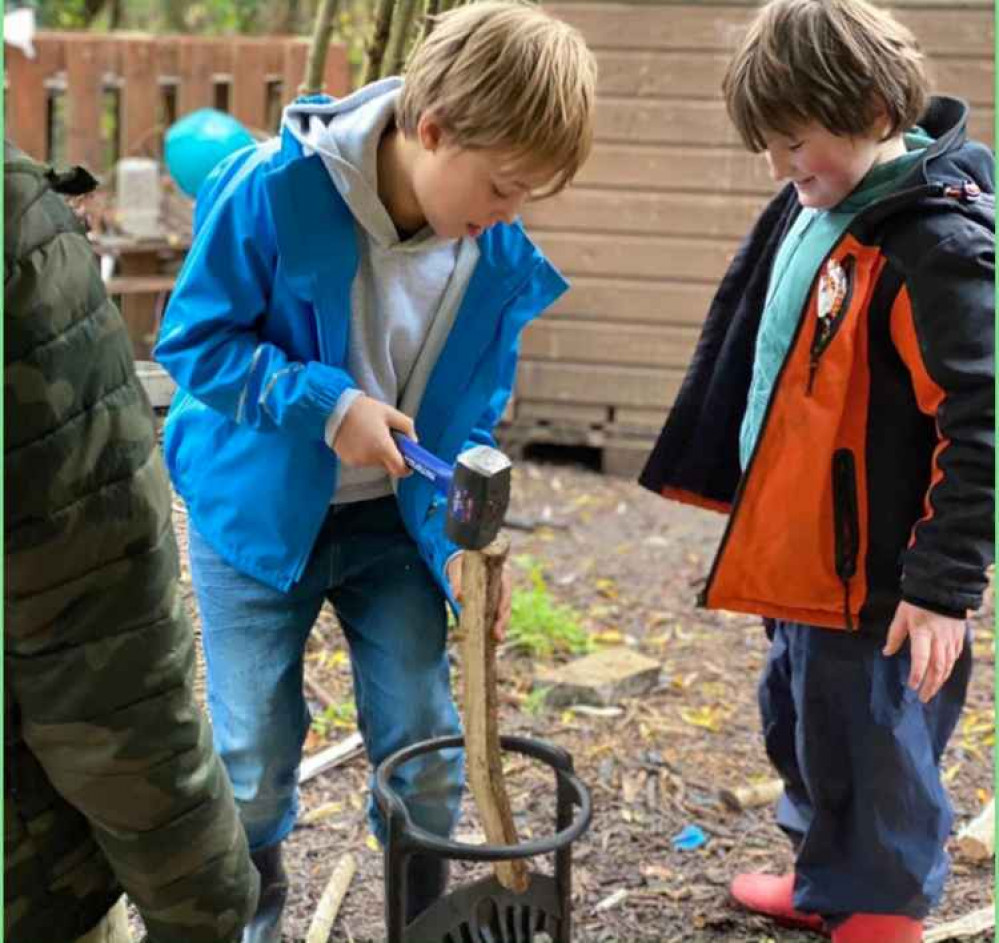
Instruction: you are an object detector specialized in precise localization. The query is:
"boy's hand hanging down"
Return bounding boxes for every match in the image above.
[334,395,415,477]
[883,601,967,703]
[447,554,512,643]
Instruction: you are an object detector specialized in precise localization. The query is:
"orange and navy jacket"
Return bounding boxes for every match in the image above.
[639,97,994,634]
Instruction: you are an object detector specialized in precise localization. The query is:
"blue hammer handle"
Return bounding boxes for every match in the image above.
[392,433,454,492]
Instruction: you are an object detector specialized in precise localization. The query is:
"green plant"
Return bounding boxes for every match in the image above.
[508,560,592,659]
[522,686,550,717]
[310,700,357,738]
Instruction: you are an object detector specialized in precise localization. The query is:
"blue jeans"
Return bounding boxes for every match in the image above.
[189,496,464,850]
[760,620,971,921]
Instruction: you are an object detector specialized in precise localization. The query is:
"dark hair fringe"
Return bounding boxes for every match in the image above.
[723,0,928,152]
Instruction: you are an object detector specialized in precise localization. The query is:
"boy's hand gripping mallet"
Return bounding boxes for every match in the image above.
[392,434,512,550]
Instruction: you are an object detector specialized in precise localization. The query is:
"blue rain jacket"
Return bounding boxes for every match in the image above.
[156,116,567,601]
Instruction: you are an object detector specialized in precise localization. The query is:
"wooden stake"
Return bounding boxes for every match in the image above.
[719,778,784,812]
[460,537,530,893]
[305,853,357,943]
[955,797,994,862]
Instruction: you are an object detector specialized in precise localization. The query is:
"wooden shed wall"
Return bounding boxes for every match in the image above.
[514,1,994,472]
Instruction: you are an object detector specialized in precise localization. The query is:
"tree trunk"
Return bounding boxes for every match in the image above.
[383,0,420,77]
[301,0,342,95]
[420,0,441,41]
[362,0,395,86]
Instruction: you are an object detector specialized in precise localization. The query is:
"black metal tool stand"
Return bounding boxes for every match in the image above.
[374,734,593,943]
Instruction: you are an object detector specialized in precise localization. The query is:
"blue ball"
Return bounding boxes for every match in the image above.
[164,109,255,198]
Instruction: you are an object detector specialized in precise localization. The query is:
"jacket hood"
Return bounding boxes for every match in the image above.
[280,79,449,252]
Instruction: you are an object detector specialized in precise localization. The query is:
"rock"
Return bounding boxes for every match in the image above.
[535,647,661,706]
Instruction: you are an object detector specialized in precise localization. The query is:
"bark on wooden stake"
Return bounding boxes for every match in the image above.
[460,537,530,893]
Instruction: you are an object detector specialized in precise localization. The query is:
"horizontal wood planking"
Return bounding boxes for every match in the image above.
[549,276,716,326]
[613,406,673,433]
[517,361,684,410]
[525,187,768,239]
[552,4,993,57]
[596,49,993,107]
[522,320,700,368]
[575,143,775,193]
[594,98,994,147]
[596,97,738,146]
[515,401,611,424]
[533,231,738,283]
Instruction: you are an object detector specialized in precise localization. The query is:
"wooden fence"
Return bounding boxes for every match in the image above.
[6,32,350,171]
[5,31,350,362]
[516,1,995,473]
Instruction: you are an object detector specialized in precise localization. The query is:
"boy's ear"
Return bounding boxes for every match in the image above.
[416,113,446,153]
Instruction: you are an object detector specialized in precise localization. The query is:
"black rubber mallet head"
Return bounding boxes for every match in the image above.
[393,435,512,550]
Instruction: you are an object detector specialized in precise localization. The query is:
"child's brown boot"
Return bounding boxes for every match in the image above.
[730,872,827,933]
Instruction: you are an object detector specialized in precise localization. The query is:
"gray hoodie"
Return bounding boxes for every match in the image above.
[282,79,480,504]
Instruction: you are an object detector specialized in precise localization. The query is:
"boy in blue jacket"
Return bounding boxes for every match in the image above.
[640,1,993,941]
[155,4,596,939]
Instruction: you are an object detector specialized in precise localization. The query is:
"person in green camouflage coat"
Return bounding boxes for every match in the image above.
[4,140,259,943]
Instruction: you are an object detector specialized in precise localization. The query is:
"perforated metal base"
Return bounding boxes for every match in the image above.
[374,735,592,943]
[407,873,562,943]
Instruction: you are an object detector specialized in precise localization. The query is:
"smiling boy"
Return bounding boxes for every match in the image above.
[154,4,596,939]
[639,1,994,940]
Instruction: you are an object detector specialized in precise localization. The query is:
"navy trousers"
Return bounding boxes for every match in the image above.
[760,620,972,921]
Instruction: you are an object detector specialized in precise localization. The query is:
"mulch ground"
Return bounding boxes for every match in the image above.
[167,458,994,943]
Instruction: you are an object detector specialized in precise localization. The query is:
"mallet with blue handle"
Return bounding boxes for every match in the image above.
[392,433,512,550]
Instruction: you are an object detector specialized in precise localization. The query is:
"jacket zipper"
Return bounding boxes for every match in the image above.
[698,231,849,608]
[806,254,856,395]
[832,449,860,630]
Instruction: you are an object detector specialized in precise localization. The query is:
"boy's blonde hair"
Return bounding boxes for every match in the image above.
[723,0,928,152]
[398,1,597,197]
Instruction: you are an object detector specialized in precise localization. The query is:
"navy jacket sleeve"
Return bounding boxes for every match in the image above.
[889,207,995,616]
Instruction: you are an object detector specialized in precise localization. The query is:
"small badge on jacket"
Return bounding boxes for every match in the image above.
[817,257,849,324]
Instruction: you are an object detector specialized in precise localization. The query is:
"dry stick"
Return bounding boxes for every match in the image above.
[362,0,396,86]
[383,0,421,77]
[924,906,995,943]
[460,537,530,893]
[305,853,357,943]
[955,797,994,861]
[301,0,342,95]
[299,732,364,784]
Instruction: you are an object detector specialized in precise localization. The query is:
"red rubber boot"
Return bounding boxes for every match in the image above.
[730,873,827,933]
[831,914,922,943]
